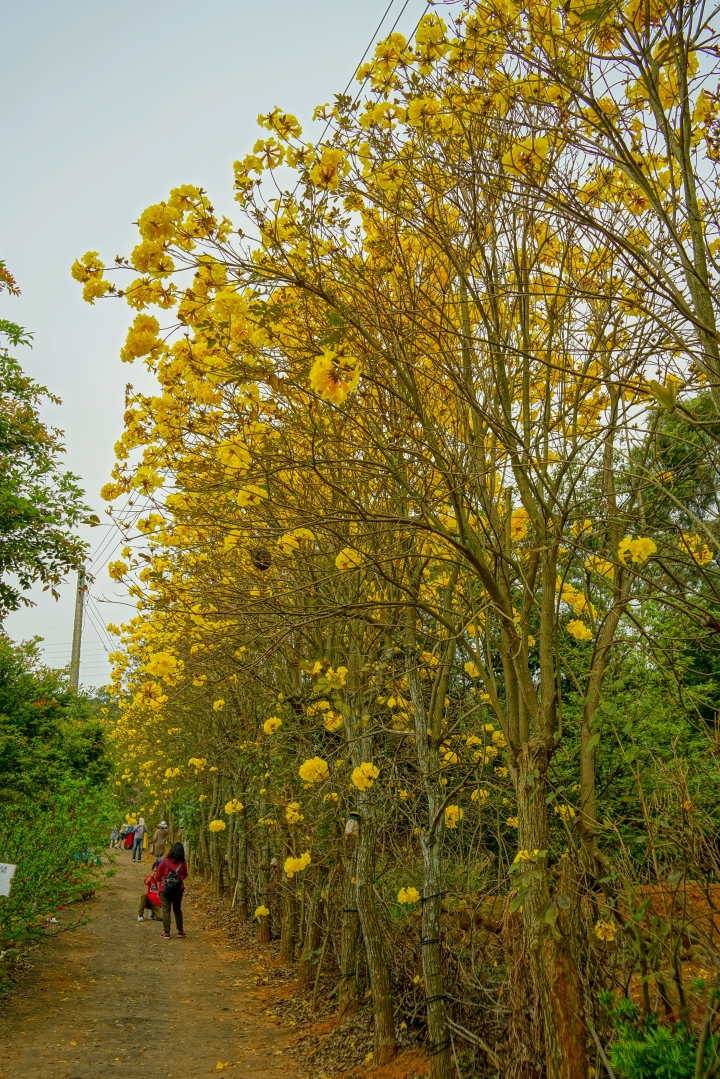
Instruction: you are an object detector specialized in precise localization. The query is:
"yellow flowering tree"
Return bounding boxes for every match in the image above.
[76,6,720,1077]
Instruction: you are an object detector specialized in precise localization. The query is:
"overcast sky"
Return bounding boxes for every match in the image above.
[0,0,426,685]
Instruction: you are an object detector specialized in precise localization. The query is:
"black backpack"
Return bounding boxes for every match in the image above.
[164,860,183,896]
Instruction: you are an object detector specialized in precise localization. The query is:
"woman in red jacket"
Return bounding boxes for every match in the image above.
[153,842,188,938]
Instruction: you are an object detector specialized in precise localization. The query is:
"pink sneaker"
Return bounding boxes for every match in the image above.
[177,931,186,938]
[160,931,171,939]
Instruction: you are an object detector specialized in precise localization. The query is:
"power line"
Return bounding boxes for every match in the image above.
[44,645,106,650]
[86,592,116,652]
[84,608,109,654]
[302,0,419,180]
[89,494,154,577]
[352,0,429,103]
[10,614,83,624]
[83,585,114,649]
[342,0,399,95]
[87,495,136,565]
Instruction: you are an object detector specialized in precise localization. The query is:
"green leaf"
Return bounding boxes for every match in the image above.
[668,870,683,887]
[648,379,679,410]
[586,732,601,754]
[577,0,613,21]
[544,901,559,926]
[509,892,525,913]
[0,318,33,348]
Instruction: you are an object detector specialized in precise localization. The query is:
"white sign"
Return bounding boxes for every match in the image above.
[0,863,17,898]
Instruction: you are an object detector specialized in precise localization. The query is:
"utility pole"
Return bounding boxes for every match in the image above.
[69,566,85,690]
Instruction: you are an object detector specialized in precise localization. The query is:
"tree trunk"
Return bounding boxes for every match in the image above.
[198,817,210,878]
[295,879,306,959]
[227,811,236,889]
[258,820,271,944]
[209,774,221,898]
[515,737,587,1079]
[406,614,452,1079]
[299,870,326,987]
[420,823,450,1079]
[236,806,248,921]
[502,898,545,1079]
[209,831,221,898]
[280,880,297,964]
[338,843,361,1019]
[356,792,396,1065]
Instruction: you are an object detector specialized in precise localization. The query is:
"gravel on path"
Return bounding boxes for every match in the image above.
[0,854,299,1079]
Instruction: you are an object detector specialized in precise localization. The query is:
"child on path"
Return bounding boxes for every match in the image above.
[137,873,162,921]
[132,818,147,861]
[110,826,119,848]
[154,841,188,938]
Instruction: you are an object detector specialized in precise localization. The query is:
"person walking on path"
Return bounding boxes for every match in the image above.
[154,841,188,938]
[109,826,119,849]
[132,818,147,861]
[150,821,169,864]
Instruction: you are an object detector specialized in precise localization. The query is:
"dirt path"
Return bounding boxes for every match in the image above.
[0,856,299,1079]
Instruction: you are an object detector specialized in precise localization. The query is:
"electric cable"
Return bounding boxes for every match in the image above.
[87,592,116,652]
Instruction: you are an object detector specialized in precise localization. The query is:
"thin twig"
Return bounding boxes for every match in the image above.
[449,1026,462,1079]
[447,1017,502,1070]
[587,1016,617,1079]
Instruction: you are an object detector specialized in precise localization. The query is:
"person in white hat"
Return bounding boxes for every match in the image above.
[150,821,169,865]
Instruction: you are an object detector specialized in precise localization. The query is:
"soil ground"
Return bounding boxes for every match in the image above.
[0,855,299,1079]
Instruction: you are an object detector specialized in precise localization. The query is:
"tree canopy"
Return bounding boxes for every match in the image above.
[0,263,92,616]
[0,636,111,805]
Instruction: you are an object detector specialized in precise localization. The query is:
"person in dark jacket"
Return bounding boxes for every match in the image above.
[153,842,188,938]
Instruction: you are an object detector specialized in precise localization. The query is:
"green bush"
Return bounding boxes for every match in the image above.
[611,1024,697,1079]
[0,638,111,803]
[0,781,112,947]
[603,994,716,1079]
[0,635,114,949]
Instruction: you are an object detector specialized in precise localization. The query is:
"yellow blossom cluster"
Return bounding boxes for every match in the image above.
[445,805,464,829]
[298,757,329,785]
[285,801,304,824]
[351,762,380,791]
[284,851,311,879]
[618,536,657,564]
